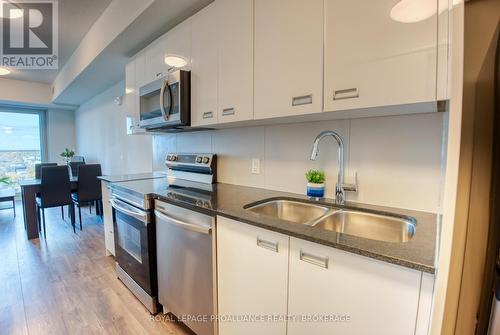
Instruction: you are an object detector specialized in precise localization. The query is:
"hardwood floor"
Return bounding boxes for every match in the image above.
[0,201,191,335]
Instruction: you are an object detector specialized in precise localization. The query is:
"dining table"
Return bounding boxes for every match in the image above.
[19,177,79,240]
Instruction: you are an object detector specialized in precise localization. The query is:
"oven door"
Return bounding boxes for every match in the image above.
[110,197,154,295]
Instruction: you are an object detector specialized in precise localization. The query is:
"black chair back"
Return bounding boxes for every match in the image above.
[77,164,102,202]
[35,163,57,179]
[40,166,72,208]
[69,161,85,177]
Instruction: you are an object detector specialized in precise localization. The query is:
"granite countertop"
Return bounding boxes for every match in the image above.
[98,171,167,183]
[112,179,438,274]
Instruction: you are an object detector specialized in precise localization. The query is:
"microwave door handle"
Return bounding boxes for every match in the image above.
[110,198,148,224]
[160,79,173,120]
[155,209,211,235]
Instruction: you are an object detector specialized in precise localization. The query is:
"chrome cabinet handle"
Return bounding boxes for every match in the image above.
[256,237,279,252]
[300,250,329,268]
[156,72,163,78]
[155,209,212,235]
[333,88,359,100]
[292,94,313,106]
[109,198,148,224]
[222,107,235,116]
[203,111,213,119]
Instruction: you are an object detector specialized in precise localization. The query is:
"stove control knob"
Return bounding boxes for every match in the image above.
[202,156,210,164]
[166,155,172,161]
[196,156,202,163]
[171,155,177,161]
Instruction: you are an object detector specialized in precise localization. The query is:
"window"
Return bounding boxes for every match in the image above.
[0,110,45,192]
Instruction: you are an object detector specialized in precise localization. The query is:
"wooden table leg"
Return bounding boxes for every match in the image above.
[21,186,39,240]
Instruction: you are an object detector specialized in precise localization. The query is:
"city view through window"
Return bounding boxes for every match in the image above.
[0,112,42,193]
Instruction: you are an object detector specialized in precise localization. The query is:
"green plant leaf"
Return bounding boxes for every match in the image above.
[305,169,326,183]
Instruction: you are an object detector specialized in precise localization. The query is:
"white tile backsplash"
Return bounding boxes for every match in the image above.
[264,120,349,197]
[152,112,446,213]
[348,113,444,212]
[177,131,213,153]
[212,126,266,188]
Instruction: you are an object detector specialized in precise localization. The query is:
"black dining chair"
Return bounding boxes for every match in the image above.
[72,164,102,230]
[36,166,75,237]
[35,163,57,179]
[69,161,85,178]
[35,163,67,219]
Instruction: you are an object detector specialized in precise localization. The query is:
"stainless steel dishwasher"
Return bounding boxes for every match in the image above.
[155,199,216,335]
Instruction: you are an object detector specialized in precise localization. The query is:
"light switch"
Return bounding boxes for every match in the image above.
[251,158,261,174]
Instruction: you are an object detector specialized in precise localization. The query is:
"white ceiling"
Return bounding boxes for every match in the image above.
[6,0,112,83]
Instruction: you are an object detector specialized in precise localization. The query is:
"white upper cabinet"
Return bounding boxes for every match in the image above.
[146,38,168,83]
[191,2,219,127]
[217,0,254,123]
[254,0,324,120]
[217,216,289,335]
[124,59,138,118]
[287,237,422,335]
[161,18,192,73]
[146,18,192,84]
[135,51,148,88]
[324,0,438,112]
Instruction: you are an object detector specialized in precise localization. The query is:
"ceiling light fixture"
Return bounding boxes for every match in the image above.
[0,67,11,75]
[164,55,188,68]
[390,0,462,23]
[390,0,436,23]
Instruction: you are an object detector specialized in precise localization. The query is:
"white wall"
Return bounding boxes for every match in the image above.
[0,78,52,107]
[153,112,445,213]
[75,81,152,175]
[46,109,76,163]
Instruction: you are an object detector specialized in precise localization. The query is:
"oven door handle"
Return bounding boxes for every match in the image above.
[155,209,211,235]
[110,198,149,224]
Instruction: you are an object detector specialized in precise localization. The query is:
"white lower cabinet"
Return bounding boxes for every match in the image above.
[216,217,433,335]
[101,182,114,256]
[217,216,289,335]
[287,237,421,335]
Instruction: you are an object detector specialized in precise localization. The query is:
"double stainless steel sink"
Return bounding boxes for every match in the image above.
[244,199,415,243]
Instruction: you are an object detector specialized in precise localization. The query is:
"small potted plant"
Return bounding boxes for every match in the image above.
[305,169,326,198]
[60,148,75,164]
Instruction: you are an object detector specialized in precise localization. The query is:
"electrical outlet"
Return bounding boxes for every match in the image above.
[251,158,261,174]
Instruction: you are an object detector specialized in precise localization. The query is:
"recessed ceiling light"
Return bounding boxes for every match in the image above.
[390,0,463,23]
[164,55,188,68]
[0,67,11,75]
[390,0,436,23]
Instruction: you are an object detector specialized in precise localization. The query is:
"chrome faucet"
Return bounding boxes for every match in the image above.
[310,130,357,202]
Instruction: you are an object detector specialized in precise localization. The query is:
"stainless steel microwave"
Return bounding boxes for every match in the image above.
[139,70,190,130]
